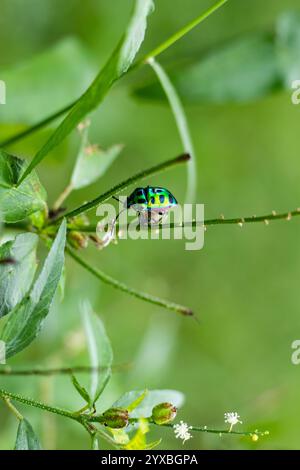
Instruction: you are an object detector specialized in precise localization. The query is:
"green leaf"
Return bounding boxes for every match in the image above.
[0,38,95,124]
[82,300,113,405]
[127,390,148,412]
[15,419,42,450]
[71,374,91,404]
[123,419,161,450]
[276,11,300,87]
[0,233,38,318]
[0,150,47,223]
[134,34,281,104]
[19,0,154,184]
[1,220,66,357]
[71,142,123,190]
[113,390,185,419]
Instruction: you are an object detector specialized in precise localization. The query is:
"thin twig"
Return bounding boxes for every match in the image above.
[67,246,193,317]
[0,388,77,421]
[0,363,130,377]
[2,396,23,421]
[68,207,300,234]
[155,422,269,438]
[54,153,190,223]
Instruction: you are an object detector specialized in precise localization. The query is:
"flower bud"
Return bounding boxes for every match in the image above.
[67,231,88,249]
[101,407,129,429]
[151,402,177,425]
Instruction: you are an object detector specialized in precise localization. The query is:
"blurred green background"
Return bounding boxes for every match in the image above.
[1,0,300,450]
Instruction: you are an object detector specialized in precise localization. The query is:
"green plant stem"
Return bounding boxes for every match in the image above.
[2,396,23,421]
[140,0,229,65]
[0,364,129,376]
[0,388,78,422]
[154,422,269,438]
[148,58,197,203]
[53,183,74,211]
[0,101,75,148]
[0,0,228,148]
[69,207,300,233]
[67,246,193,317]
[54,153,190,223]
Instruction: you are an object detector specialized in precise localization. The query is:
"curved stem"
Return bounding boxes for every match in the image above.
[54,153,190,223]
[67,247,193,317]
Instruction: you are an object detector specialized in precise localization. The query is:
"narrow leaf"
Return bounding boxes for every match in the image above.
[19,0,154,184]
[0,150,47,223]
[82,300,113,405]
[113,390,185,418]
[15,419,42,450]
[1,220,66,357]
[71,374,91,404]
[0,233,38,318]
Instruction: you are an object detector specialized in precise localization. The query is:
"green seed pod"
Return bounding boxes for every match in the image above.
[151,402,177,425]
[100,407,129,429]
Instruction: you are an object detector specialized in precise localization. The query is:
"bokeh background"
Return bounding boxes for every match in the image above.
[1,0,300,450]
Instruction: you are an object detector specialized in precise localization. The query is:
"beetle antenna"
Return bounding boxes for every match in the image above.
[112,195,122,203]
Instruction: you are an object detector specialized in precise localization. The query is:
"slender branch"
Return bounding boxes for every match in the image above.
[0,101,75,148]
[155,422,269,438]
[0,363,130,377]
[2,396,23,421]
[0,0,228,148]
[53,183,73,211]
[68,207,300,234]
[67,247,193,317]
[140,0,229,65]
[148,58,197,203]
[54,153,190,223]
[0,388,78,421]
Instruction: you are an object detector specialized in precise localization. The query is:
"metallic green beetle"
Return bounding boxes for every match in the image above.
[126,186,178,224]
[126,186,177,211]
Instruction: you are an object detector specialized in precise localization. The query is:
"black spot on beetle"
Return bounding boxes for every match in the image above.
[159,195,165,203]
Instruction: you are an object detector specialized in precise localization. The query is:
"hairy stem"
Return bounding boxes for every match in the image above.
[155,422,269,438]
[67,247,193,317]
[54,153,190,222]
[0,388,78,421]
[68,207,300,234]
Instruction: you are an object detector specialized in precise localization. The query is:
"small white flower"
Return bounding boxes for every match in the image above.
[173,421,193,444]
[224,412,242,432]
